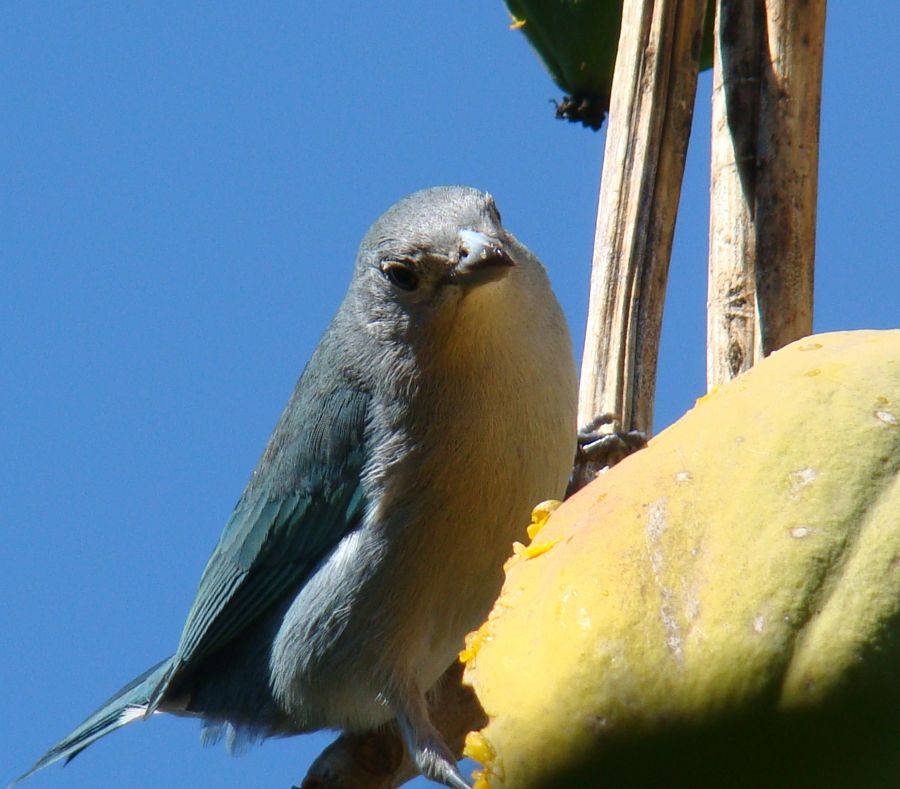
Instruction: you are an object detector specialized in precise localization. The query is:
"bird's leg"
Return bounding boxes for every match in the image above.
[578,413,647,463]
[396,690,471,789]
[568,412,647,495]
[298,661,485,789]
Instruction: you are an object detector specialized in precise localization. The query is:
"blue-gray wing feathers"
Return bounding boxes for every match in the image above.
[153,379,370,703]
[21,323,372,781]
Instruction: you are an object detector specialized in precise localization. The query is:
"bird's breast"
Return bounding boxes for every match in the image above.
[365,272,577,688]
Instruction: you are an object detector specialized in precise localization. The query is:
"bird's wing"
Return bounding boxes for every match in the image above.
[150,382,370,705]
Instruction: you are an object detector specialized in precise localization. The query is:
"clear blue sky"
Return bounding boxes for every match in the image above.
[2,3,897,788]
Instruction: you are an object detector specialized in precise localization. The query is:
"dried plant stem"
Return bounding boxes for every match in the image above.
[578,0,708,439]
[707,0,825,386]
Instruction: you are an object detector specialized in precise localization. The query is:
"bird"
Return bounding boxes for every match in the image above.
[16,186,577,789]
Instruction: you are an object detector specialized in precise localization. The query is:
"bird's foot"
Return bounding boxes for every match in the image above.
[409,737,471,789]
[568,413,647,495]
[397,695,471,789]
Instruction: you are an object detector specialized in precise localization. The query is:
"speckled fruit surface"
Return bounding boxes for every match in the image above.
[463,331,900,788]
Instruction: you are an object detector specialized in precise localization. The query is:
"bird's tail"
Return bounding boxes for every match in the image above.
[14,656,175,785]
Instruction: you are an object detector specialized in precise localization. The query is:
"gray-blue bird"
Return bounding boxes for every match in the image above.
[17,186,577,788]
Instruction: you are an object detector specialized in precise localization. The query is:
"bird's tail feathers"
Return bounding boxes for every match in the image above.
[13,656,175,785]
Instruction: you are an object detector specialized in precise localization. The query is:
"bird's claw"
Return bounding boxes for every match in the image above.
[397,697,472,789]
[568,413,647,495]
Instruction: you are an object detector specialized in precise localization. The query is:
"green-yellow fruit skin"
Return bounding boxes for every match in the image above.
[504,0,622,103]
[503,1,714,127]
[463,330,900,788]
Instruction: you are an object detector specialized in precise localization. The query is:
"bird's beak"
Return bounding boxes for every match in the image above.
[453,229,516,281]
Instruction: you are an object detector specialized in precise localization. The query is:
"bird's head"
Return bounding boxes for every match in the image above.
[349,186,527,343]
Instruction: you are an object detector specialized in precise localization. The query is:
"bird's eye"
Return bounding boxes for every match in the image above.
[382,261,420,292]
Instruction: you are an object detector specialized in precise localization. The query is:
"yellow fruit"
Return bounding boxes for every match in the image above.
[463,330,900,787]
